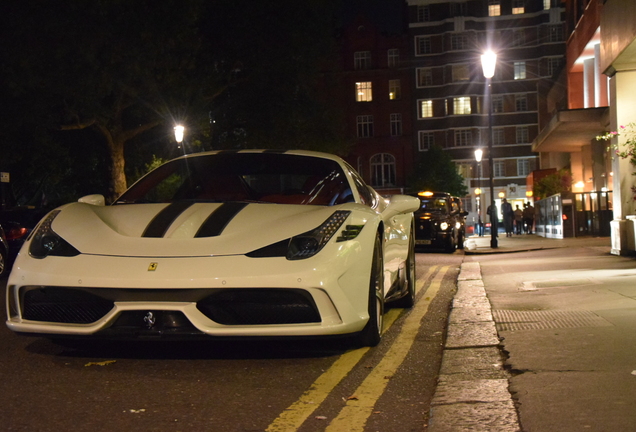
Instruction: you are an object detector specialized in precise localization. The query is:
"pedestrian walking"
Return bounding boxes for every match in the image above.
[501,198,514,237]
[514,205,523,235]
[523,202,535,234]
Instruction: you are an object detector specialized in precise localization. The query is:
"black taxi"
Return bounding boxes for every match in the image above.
[412,191,467,253]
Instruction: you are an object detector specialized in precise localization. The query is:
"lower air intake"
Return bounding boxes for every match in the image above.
[22,288,114,324]
[197,289,321,325]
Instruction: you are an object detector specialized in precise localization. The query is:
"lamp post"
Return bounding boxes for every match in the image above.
[474,148,483,236]
[481,50,498,248]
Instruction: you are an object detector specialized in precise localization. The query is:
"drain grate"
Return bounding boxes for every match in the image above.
[492,309,613,331]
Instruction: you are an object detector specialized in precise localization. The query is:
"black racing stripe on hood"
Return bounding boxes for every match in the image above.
[142,201,194,238]
[195,202,248,238]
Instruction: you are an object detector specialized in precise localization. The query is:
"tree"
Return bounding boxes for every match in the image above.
[1,0,221,200]
[408,145,469,197]
[534,169,572,201]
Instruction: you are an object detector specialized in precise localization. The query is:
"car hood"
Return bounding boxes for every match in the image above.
[48,202,346,257]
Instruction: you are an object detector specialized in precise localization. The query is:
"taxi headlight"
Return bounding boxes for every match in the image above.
[440,222,449,231]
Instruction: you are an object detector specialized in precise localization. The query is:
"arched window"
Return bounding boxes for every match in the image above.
[371,153,396,188]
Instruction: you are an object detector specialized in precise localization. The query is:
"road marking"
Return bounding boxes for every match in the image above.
[265,265,440,432]
[324,266,449,432]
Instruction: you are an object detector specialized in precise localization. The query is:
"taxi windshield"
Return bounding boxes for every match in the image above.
[418,198,449,213]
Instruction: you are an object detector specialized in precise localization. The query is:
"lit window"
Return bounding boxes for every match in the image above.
[516,126,529,143]
[418,132,434,151]
[452,64,470,82]
[417,68,433,87]
[515,94,528,111]
[390,114,402,136]
[514,62,526,80]
[420,100,434,118]
[371,154,396,187]
[454,129,472,146]
[416,36,432,55]
[389,80,401,100]
[454,97,471,115]
[512,0,525,14]
[388,49,399,67]
[356,82,372,102]
[357,115,374,138]
[354,51,371,70]
[488,0,500,16]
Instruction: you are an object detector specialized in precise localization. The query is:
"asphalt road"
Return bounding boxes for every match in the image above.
[0,251,463,432]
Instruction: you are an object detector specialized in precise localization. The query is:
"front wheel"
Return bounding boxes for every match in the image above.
[392,222,415,308]
[357,234,385,347]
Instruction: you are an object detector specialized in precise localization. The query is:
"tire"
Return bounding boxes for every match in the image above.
[392,222,415,309]
[357,233,385,347]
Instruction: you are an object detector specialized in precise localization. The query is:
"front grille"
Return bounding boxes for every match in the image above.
[22,288,114,324]
[416,220,433,238]
[197,289,321,325]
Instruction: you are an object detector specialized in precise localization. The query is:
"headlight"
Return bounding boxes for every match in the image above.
[29,210,80,259]
[440,222,450,231]
[287,211,351,260]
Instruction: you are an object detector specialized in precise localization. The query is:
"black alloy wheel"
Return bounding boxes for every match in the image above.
[357,233,385,347]
[392,219,415,308]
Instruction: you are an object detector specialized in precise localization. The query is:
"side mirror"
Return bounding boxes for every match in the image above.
[383,195,420,219]
[78,194,106,206]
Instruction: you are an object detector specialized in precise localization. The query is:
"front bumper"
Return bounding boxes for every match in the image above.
[6,251,372,338]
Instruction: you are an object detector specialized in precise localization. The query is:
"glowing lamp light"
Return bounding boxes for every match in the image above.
[498,191,505,198]
[481,51,497,79]
[174,125,185,143]
[475,188,481,195]
[418,191,434,197]
[474,148,483,162]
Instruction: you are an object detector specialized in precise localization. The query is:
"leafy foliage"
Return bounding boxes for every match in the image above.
[534,169,572,200]
[408,146,469,197]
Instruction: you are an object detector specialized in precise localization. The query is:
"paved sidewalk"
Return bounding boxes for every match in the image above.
[428,234,613,431]
[464,233,607,254]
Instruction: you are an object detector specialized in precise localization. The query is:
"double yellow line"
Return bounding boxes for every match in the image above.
[266,265,449,432]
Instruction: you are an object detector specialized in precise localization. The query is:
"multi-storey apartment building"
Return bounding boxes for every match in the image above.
[406,0,566,229]
[338,3,413,195]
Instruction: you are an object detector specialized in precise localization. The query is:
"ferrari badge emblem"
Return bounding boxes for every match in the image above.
[148,262,158,271]
[144,311,156,328]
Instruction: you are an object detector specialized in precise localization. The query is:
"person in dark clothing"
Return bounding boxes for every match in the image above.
[501,198,514,237]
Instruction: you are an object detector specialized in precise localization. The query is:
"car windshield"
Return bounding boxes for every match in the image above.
[115,152,353,206]
[418,198,449,213]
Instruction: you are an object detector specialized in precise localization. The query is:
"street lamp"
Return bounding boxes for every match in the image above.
[481,50,498,248]
[174,125,185,144]
[474,148,483,236]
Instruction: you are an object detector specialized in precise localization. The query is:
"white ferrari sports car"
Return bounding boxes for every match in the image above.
[6,150,419,346]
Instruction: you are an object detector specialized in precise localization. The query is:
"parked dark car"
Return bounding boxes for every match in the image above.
[0,206,50,265]
[412,191,468,253]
